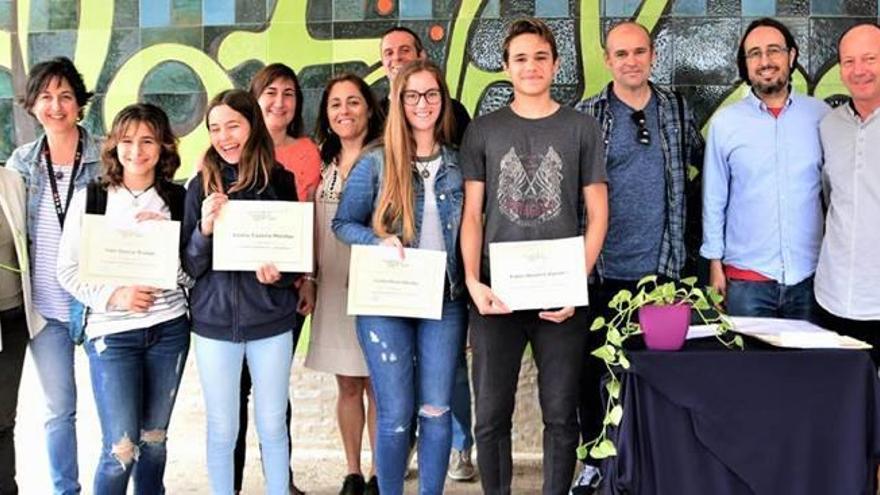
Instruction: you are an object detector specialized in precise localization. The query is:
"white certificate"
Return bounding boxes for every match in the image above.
[347,245,447,320]
[79,214,180,290]
[213,200,313,272]
[489,236,589,311]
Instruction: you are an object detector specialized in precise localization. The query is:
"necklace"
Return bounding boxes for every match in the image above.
[414,163,431,179]
[122,183,154,206]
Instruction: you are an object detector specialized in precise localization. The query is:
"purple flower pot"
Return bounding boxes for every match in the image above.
[638,304,691,351]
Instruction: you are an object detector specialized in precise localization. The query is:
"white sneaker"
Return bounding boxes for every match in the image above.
[570,464,602,495]
[447,448,477,481]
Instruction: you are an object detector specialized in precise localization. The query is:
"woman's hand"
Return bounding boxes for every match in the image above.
[200,192,228,236]
[380,236,405,260]
[256,263,282,285]
[108,286,158,312]
[297,278,316,316]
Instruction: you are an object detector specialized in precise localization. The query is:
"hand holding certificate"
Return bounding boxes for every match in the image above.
[213,200,313,273]
[347,245,447,320]
[489,236,589,312]
[78,214,180,290]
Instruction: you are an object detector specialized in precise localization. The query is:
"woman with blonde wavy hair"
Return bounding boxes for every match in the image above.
[332,59,466,495]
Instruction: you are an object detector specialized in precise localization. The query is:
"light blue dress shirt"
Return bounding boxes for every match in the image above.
[700,90,830,285]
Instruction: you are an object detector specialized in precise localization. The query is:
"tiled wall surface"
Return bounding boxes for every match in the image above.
[1,0,878,173]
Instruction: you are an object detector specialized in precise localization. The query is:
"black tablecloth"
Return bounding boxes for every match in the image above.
[602,339,880,495]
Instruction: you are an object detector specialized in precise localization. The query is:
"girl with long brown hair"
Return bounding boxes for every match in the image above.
[57,102,190,494]
[181,89,299,494]
[332,60,466,495]
[231,62,320,495]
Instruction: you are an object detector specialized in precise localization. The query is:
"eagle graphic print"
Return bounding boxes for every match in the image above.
[497,146,564,226]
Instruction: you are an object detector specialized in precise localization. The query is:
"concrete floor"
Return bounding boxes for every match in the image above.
[13,347,546,494]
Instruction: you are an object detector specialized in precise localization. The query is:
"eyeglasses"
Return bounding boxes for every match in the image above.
[631,110,650,146]
[745,46,789,61]
[402,89,442,106]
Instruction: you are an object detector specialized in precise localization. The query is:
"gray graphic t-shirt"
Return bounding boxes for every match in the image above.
[461,105,606,282]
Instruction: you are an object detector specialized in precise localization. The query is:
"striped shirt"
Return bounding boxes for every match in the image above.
[57,186,189,339]
[32,164,73,321]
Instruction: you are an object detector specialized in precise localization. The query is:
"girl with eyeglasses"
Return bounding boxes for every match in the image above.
[332,60,466,495]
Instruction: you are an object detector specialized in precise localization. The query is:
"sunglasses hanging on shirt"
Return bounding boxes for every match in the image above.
[630,109,651,146]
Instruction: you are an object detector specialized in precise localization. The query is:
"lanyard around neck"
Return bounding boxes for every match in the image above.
[42,129,85,228]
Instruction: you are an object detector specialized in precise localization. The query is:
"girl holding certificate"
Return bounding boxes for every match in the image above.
[57,103,190,494]
[181,89,298,495]
[6,56,101,493]
[332,60,467,495]
[305,73,384,495]
[230,62,318,495]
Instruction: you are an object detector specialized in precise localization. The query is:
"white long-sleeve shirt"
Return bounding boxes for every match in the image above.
[57,185,190,340]
[815,103,880,320]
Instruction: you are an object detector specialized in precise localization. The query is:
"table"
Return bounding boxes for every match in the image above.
[601,338,880,495]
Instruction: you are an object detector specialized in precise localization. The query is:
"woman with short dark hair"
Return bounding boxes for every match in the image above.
[6,56,101,494]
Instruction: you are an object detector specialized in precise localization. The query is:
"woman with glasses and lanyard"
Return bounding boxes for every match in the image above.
[6,56,101,495]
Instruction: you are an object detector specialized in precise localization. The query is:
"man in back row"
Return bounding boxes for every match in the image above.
[379,26,472,146]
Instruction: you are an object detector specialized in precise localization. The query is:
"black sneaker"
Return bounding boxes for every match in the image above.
[340,473,366,495]
[290,483,306,495]
[364,475,380,495]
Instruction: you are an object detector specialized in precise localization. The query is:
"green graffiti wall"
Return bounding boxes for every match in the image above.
[0,0,870,177]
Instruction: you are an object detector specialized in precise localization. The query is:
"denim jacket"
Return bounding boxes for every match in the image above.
[5,125,102,243]
[332,145,465,299]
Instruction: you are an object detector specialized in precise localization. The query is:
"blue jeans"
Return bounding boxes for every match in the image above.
[451,347,474,451]
[84,316,190,495]
[29,317,79,495]
[356,298,467,495]
[194,331,293,495]
[726,276,816,320]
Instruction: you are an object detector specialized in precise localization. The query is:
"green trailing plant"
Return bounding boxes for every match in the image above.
[578,275,743,461]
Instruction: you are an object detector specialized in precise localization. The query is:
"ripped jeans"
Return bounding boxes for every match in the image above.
[356,298,467,495]
[84,315,190,495]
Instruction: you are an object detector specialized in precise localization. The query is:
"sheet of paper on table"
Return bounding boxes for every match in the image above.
[686,317,871,349]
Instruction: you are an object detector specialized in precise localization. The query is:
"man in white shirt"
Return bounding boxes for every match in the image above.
[815,22,880,366]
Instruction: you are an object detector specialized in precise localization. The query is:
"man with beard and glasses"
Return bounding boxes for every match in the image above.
[701,18,829,318]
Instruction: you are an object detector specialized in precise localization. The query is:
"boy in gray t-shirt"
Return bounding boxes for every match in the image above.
[460,104,606,283]
[460,18,608,495]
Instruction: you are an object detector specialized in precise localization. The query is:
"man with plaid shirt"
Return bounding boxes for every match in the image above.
[572,21,703,492]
